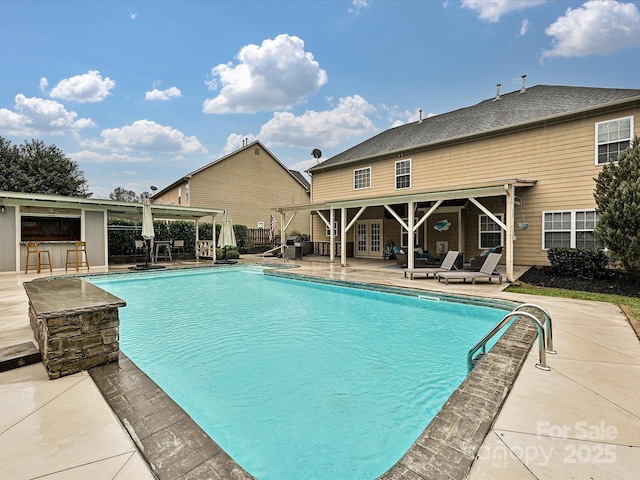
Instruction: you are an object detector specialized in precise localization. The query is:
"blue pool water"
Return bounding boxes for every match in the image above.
[88,267,509,479]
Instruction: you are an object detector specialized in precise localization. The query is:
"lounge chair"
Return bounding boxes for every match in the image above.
[436,253,503,285]
[404,250,459,280]
[469,245,503,271]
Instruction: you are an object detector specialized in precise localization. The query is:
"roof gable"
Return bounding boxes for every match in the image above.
[154,140,309,197]
[311,85,640,171]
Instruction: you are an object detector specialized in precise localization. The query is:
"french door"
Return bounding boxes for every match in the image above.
[355,220,382,258]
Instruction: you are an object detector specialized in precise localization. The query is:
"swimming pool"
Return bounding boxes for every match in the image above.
[88,266,510,479]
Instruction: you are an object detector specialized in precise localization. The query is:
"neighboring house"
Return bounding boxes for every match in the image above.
[152,140,311,236]
[276,82,640,281]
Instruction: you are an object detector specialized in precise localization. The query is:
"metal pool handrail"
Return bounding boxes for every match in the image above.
[467,305,554,372]
[512,303,556,354]
[262,244,288,260]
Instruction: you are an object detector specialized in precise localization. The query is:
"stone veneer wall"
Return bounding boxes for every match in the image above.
[29,305,120,380]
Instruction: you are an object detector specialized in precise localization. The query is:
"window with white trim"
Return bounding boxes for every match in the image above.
[543,210,600,249]
[395,159,411,189]
[479,214,503,249]
[325,221,338,237]
[596,116,633,165]
[353,167,371,190]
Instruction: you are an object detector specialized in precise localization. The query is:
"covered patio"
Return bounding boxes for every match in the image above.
[274,179,536,282]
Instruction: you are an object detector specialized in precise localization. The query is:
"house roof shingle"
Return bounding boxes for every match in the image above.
[310,85,640,171]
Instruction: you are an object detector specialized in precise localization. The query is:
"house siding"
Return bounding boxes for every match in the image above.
[156,144,310,234]
[311,106,640,266]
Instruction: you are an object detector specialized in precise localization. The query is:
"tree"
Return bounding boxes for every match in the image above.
[594,136,640,276]
[0,136,90,197]
[109,187,143,203]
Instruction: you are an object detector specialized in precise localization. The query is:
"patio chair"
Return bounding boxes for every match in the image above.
[436,253,503,285]
[172,239,185,261]
[403,250,459,280]
[469,246,503,271]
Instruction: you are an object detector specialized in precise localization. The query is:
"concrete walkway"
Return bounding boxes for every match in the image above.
[1,257,639,479]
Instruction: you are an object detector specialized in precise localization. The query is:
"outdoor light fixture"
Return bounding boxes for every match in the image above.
[0,205,5,213]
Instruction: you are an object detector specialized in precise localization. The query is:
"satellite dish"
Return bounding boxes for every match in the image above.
[311,148,322,159]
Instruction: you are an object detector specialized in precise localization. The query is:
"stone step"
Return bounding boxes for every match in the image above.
[0,342,41,372]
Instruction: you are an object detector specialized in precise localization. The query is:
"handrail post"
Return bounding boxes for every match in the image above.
[467,310,550,371]
[513,304,556,354]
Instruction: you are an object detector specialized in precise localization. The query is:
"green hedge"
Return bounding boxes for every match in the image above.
[107,219,248,256]
[547,247,610,279]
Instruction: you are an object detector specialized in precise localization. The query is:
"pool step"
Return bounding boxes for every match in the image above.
[0,342,41,372]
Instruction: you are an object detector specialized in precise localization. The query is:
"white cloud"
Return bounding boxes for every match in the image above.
[222,133,258,155]
[462,0,546,22]
[0,94,95,135]
[349,0,371,15]
[543,0,640,58]
[48,70,116,103]
[145,86,182,101]
[39,77,49,95]
[203,34,328,114]
[258,95,377,149]
[518,18,531,37]
[98,120,206,154]
[69,150,154,164]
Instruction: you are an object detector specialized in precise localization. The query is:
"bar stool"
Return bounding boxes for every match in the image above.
[25,242,52,274]
[65,241,90,273]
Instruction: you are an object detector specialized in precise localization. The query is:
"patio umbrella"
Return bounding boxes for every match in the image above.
[141,198,155,266]
[217,210,236,260]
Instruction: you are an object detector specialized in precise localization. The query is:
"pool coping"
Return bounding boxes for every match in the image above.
[89,269,538,480]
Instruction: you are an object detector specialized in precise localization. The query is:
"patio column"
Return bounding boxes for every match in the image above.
[329,208,335,263]
[407,201,415,269]
[504,184,515,282]
[340,207,347,267]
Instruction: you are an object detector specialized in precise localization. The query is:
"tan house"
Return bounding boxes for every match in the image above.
[152,140,311,235]
[276,82,640,281]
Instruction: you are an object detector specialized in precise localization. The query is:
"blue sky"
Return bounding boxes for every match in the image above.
[2,0,640,199]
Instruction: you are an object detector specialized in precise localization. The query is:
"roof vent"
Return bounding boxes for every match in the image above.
[419,109,423,123]
[493,83,502,101]
[520,74,527,93]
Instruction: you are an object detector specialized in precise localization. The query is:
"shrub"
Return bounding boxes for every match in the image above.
[216,247,240,259]
[594,136,640,276]
[547,247,609,279]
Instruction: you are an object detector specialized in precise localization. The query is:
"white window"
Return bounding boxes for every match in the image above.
[479,214,503,249]
[543,210,600,249]
[185,184,190,204]
[595,116,633,165]
[395,159,411,189]
[177,187,182,205]
[326,221,338,237]
[353,167,371,190]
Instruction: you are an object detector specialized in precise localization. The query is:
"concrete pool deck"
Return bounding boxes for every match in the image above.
[1,256,639,479]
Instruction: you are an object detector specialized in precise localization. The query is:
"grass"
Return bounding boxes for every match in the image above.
[507,282,640,337]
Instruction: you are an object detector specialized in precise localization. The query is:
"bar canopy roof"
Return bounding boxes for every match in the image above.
[0,191,224,220]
